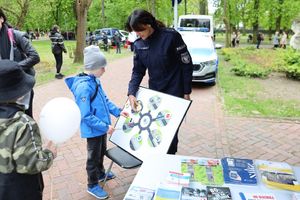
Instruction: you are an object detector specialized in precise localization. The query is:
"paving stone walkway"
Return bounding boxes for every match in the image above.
[32,56,300,200]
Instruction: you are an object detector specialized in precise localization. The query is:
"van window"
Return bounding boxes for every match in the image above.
[180,19,210,32]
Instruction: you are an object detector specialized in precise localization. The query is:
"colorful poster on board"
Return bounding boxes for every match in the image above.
[110,87,191,161]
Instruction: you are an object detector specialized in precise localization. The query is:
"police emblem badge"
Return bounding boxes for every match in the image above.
[181,52,191,64]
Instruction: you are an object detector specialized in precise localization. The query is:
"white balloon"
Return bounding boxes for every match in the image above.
[39,97,81,144]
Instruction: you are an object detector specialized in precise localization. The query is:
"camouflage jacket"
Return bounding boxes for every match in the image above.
[0,110,54,174]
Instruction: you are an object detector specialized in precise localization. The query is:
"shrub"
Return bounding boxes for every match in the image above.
[285,64,300,80]
[282,49,300,80]
[231,63,271,78]
[284,50,300,65]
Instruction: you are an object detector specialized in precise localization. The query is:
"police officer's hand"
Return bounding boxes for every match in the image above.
[184,94,191,101]
[107,125,115,135]
[128,95,139,112]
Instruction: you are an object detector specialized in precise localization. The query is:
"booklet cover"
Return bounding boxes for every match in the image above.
[181,186,207,200]
[181,158,224,185]
[257,160,300,191]
[206,186,232,200]
[221,157,257,185]
[166,171,191,187]
[154,184,182,200]
[124,186,155,200]
[239,192,277,200]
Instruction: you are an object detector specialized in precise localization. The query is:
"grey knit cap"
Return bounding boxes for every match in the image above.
[84,45,107,70]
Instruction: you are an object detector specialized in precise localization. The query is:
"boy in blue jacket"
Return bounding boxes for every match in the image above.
[65,45,128,199]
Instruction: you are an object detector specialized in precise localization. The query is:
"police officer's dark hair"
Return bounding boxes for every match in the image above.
[125,9,165,32]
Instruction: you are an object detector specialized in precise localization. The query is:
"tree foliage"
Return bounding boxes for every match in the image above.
[1,0,300,62]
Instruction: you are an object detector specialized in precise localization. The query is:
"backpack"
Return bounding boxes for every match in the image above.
[7,28,15,44]
[78,73,98,102]
[52,44,62,54]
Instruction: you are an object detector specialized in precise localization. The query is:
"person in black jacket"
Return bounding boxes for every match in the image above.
[126,9,193,154]
[49,25,67,79]
[0,8,40,118]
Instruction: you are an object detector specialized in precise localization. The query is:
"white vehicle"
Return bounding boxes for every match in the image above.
[177,15,213,38]
[181,32,218,84]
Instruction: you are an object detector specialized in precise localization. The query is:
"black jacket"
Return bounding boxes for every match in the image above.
[49,32,66,54]
[128,28,193,98]
[12,30,40,76]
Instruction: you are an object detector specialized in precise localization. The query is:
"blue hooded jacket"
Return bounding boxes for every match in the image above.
[65,74,121,138]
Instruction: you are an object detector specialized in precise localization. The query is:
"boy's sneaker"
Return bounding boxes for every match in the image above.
[87,185,108,199]
[99,171,116,182]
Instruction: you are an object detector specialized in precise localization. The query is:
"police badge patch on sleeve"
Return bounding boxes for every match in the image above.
[181,52,191,64]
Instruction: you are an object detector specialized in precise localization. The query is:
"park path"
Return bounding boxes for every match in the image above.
[32,55,300,200]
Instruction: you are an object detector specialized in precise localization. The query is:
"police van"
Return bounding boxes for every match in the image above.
[177,15,213,38]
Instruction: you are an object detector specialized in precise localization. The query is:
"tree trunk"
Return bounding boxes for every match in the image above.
[151,0,156,16]
[252,0,259,44]
[223,0,230,47]
[199,0,208,15]
[101,0,105,26]
[74,0,92,63]
[275,0,284,31]
[15,0,30,29]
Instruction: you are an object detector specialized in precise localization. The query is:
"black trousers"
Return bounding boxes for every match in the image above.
[116,43,121,54]
[24,89,34,118]
[0,172,44,200]
[86,135,107,187]
[53,52,63,73]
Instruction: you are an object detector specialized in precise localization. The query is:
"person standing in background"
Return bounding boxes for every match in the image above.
[273,31,280,49]
[256,32,264,49]
[0,8,40,118]
[235,31,241,47]
[113,32,122,54]
[280,31,287,49]
[231,32,236,47]
[126,9,193,155]
[49,25,67,79]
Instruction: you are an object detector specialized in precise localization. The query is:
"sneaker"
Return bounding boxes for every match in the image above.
[55,73,64,79]
[99,171,116,182]
[87,185,108,199]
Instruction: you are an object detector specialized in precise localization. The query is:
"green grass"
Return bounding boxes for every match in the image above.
[32,40,132,85]
[218,50,300,118]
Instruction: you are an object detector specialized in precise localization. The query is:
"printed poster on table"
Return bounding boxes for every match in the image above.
[110,87,192,161]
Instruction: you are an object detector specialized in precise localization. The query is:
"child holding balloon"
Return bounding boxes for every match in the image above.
[65,45,129,199]
[0,60,57,200]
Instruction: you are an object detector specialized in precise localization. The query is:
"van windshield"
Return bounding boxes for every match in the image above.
[179,19,210,32]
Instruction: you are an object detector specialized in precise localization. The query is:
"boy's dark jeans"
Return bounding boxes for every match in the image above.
[86,134,107,187]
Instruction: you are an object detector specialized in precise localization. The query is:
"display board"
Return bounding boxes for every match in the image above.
[110,87,192,161]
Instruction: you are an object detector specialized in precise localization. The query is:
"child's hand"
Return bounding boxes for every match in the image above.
[120,111,129,118]
[45,141,57,159]
[107,125,115,135]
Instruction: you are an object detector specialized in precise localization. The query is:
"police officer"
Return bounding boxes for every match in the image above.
[126,9,193,154]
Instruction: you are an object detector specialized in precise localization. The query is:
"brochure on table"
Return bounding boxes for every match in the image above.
[124,154,300,199]
[110,87,191,161]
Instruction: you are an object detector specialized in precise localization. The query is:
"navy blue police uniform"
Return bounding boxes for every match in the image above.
[128,27,193,154]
